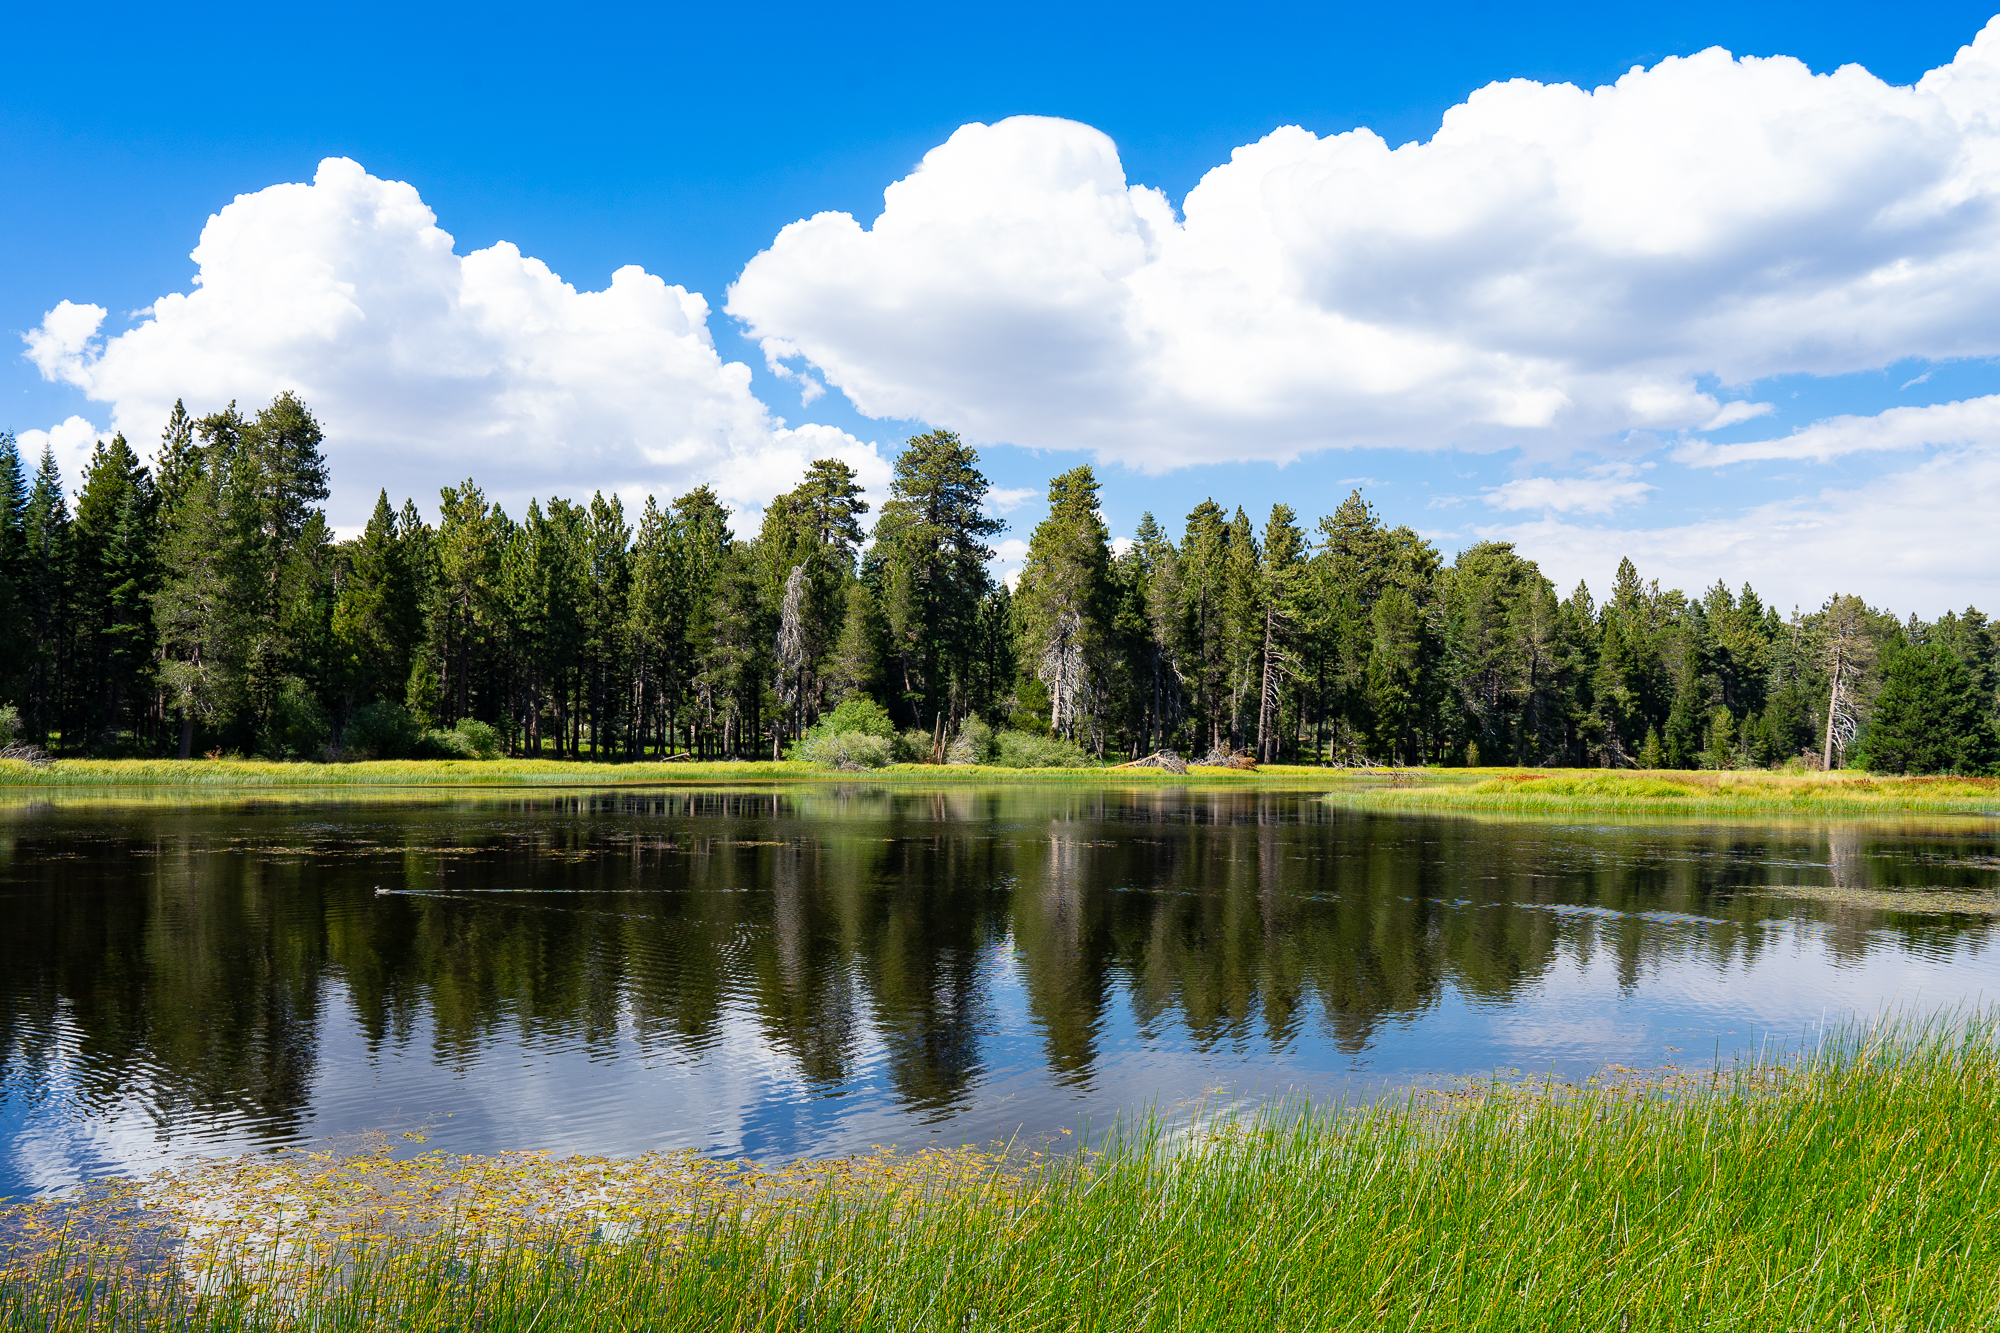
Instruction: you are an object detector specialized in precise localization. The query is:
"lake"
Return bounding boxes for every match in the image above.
[3,784,1997,1199]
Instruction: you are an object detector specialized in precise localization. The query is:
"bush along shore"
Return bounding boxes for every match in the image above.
[6,1017,2000,1330]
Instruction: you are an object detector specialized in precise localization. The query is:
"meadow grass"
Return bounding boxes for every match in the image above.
[8,1016,2000,1331]
[1324,766,2000,818]
[8,757,2000,819]
[0,757,1334,790]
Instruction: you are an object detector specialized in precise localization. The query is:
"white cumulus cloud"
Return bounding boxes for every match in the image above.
[1676,393,2000,465]
[24,158,887,525]
[729,19,2000,467]
[1479,446,2000,615]
[14,416,107,490]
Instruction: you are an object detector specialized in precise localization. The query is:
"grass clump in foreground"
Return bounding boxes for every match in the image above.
[10,1018,2000,1330]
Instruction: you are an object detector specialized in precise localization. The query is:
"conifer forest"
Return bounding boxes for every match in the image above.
[1,393,1993,774]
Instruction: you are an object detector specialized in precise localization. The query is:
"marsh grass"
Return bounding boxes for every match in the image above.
[10,759,2000,819]
[1327,766,2000,818]
[0,758,1335,791]
[9,1017,2000,1330]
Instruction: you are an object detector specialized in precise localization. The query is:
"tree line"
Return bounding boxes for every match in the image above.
[2,393,1993,772]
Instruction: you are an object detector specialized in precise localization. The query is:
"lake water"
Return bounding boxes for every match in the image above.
[3,784,1998,1199]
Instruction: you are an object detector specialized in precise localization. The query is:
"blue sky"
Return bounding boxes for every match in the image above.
[8,1,2000,613]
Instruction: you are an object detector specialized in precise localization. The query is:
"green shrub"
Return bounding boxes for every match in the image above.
[343,701,424,760]
[267,677,331,760]
[946,715,994,765]
[814,694,895,740]
[795,731,894,769]
[0,704,19,746]
[451,718,503,759]
[416,729,474,759]
[992,730,1091,768]
[895,727,937,762]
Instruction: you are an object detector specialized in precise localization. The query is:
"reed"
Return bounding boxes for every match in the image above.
[8,1016,2000,1330]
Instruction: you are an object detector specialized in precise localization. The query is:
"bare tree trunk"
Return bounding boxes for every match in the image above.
[1256,604,1280,763]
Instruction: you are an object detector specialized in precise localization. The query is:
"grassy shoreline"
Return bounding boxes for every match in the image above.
[6,757,2000,818]
[0,756,1333,790]
[1321,766,2000,818]
[8,1020,1999,1330]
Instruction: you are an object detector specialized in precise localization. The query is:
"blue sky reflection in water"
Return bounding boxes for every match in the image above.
[2,785,1998,1197]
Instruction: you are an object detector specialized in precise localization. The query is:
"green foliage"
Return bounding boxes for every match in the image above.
[794,730,894,768]
[1857,641,1998,774]
[815,694,895,740]
[267,676,331,759]
[4,386,1990,778]
[993,730,1091,768]
[405,653,441,723]
[1701,706,1738,770]
[1637,725,1664,769]
[872,429,1004,728]
[1015,465,1113,742]
[947,714,995,765]
[0,703,19,745]
[450,718,503,759]
[342,700,424,760]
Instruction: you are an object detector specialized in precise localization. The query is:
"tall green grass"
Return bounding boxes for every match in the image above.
[10,1017,2000,1330]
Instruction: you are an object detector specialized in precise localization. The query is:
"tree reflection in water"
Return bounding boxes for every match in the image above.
[2,787,1995,1188]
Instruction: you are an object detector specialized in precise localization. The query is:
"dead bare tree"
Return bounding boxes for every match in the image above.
[1819,594,1873,770]
[774,565,809,745]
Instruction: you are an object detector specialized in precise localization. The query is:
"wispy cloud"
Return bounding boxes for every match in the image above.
[1676,395,2000,467]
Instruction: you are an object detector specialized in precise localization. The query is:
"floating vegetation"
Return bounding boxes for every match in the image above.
[9,1016,2000,1329]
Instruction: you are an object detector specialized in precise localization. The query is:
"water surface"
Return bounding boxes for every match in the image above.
[3,784,1997,1198]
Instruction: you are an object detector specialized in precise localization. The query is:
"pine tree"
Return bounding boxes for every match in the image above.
[1178,499,1232,752]
[1859,641,1997,774]
[758,459,872,740]
[873,431,1002,729]
[670,487,734,756]
[1015,466,1113,745]
[627,495,679,755]
[1128,512,1185,754]
[0,431,25,708]
[433,480,505,731]
[580,492,631,756]
[21,445,72,747]
[1255,505,1306,762]
[824,581,887,706]
[1222,506,1262,751]
[1305,490,1398,763]
[71,433,155,747]
[333,491,424,712]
